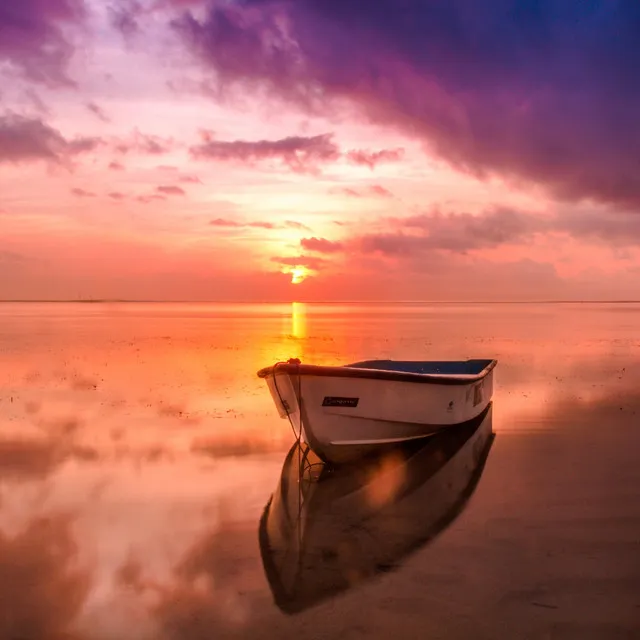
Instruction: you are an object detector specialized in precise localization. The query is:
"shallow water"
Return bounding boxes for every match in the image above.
[0,302,639,639]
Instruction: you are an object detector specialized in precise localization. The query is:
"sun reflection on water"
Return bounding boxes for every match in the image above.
[291,302,307,340]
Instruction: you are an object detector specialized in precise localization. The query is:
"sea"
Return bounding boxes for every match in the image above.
[0,301,638,639]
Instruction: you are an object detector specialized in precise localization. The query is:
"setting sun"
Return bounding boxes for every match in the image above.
[290,267,308,284]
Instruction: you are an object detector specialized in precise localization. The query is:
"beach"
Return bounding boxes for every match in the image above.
[0,301,638,639]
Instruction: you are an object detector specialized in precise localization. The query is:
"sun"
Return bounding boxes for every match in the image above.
[290,267,308,284]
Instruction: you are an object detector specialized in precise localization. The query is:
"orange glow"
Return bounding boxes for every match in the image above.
[290,267,308,284]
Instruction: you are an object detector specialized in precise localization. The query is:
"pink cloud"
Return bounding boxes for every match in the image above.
[0,116,100,165]
[178,175,201,184]
[299,206,640,269]
[210,218,274,229]
[108,161,125,171]
[332,187,362,198]
[346,148,405,169]
[300,237,344,253]
[297,207,542,261]
[71,188,96,198]
[137,194,166,204]
[210,218,311,231]
[369,185,393,198]
[331,185,394,198]
[114,132,174,155]
[109,192,126,200]
[249,221,276,229]
[285,220,311,231]
[191,133,340,173]
[157,185,186,196]
[380,207,541,253]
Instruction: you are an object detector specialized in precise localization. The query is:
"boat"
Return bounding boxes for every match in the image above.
[258,403,495,614]
[257,357,496,463]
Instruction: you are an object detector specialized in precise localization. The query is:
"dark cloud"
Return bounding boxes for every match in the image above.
[173,1,640,211]
[157,185,187,196]
[302,204,640,260]
[300,237,344,253]
[86,101,110,123]
[108,0,143,37]
[385,207,541,253]
[346,147,404,169]
[389,206,640,253]
[109,161,125,171]
[0,115,101,165]
[0,0,86,85]
[554,209,640,248]
[66,137,102,154]
[309,207,539,257]
[109,192,126,200]
[190,133,340,173]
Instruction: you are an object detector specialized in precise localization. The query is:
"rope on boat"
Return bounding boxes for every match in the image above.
[273,358,303,443]
[272,358,324,504]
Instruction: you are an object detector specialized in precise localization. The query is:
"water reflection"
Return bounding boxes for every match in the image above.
[290,302,307,339]
[259,403,495,614]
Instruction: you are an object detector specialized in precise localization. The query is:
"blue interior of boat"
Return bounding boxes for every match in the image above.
[346,359,493,375]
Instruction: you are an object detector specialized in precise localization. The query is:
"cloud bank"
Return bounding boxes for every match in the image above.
[173,0,640,211]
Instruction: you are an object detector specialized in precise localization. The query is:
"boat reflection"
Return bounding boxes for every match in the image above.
[258,403,495,614]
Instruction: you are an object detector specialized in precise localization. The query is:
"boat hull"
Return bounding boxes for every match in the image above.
[261,360,495,463]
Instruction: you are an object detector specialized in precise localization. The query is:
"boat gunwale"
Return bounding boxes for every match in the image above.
[256,359,497,386]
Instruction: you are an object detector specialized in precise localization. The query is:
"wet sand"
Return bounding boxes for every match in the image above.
[0,302,638,639]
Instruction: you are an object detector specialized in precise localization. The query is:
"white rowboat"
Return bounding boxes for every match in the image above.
[257,357,497,463]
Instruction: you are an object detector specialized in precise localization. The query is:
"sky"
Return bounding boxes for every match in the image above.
[1,0,639,301]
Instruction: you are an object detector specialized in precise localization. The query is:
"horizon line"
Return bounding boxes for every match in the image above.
[1,299,640,305]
